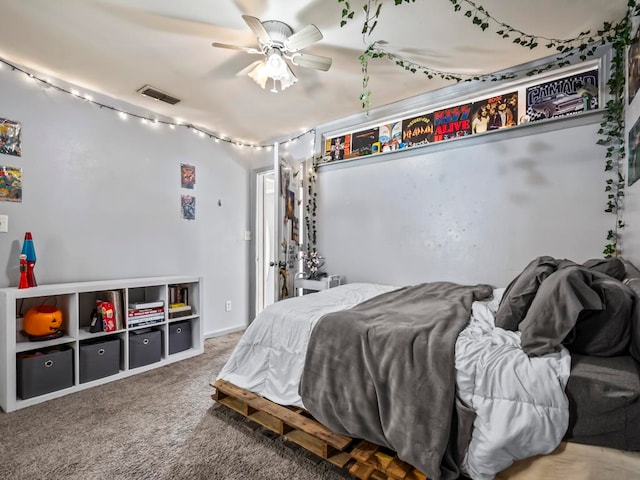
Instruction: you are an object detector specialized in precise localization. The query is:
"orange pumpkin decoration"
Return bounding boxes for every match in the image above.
[23,305,63,337]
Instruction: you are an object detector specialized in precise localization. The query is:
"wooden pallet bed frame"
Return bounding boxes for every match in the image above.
[212,379,640,480]
[212,379,428,480]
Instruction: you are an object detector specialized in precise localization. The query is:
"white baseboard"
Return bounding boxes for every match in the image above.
[204,325,245,339]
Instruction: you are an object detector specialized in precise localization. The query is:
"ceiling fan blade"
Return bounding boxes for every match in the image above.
[242,15,271,43]
[284,24,322,52]
[236,60,263,77]
[211,42,262,54]
[290,53,332,71]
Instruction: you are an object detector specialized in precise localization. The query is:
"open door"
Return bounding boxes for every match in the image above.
[273,149,303,301]
[256,169,275,315]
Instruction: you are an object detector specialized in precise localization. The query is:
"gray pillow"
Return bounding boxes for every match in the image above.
[519,267,632,357]
[622,258,640,281]
[583,258,626,281]
[495,256,558,331]
[623,278,640,363]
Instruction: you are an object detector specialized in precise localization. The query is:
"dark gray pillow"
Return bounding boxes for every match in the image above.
[583,258,626,281]
[624,278,640,363]
[495,256,558,331]
[622,258,640,281]
[567,275,632,356]
[520,267,632,357]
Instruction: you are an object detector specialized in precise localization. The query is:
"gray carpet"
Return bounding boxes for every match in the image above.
[0,332,350,480]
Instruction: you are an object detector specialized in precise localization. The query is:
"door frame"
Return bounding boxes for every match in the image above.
[255,168,275,316]
[249,165,273,322]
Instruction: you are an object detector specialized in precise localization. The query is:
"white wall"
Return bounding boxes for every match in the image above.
[0,66,268,336]
[317,115,613,287]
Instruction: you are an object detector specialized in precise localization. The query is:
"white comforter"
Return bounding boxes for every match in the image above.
[217,283,398,406]
[216,284,571,479]
[455,290,571,479]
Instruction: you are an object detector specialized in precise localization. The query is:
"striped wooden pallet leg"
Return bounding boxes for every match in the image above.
[212,380,429,480]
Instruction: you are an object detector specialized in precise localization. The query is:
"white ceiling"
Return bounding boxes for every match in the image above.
[0,0,629,145]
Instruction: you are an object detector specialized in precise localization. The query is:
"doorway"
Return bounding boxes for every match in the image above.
[256,169,275,315]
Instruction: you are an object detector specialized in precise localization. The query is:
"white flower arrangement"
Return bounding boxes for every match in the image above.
[302,249,324,279]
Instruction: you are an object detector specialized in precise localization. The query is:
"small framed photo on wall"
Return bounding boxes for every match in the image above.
[181,163,195,189]
[181,195,196,220]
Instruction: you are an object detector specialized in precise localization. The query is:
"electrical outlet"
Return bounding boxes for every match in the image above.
[225,300,232,312]
[0,215,7,233]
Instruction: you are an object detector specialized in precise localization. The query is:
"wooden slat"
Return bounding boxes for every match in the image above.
[211,380,429,480]
[248,410,292,435]
[349,461,377,479]
[285,429,337,459]
[384,457,415,479]
[328,451,352,468]
[217,395,256,417]
[352,440,380,463]
[371,471,390,480]
[213,380,351,450]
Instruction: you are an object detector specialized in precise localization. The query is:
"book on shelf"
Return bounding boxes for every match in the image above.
[168,305,192,319]
[101,290,125,330]
[169,285,189,306]
[128,306,164,318]
[128,312,165,327]
[128,300,164,310]
[128,317,164,328]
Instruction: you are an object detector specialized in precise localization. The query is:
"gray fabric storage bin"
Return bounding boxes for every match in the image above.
[129,329,162,368]
[168,320,192,354]
[17,345,74,399]
[80,337,121,383]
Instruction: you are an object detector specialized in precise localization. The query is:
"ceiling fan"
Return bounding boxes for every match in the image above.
[212,15,332,93]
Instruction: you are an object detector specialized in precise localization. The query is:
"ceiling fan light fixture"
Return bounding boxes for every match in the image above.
[247,61,269,89]
[216,15,326,94]
[247,50,297,93]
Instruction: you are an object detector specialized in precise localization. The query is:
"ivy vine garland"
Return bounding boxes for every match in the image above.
[304,160,318,256]
[337,0,639,257]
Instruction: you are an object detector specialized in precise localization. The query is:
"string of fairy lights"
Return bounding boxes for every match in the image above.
[0,57,316,152]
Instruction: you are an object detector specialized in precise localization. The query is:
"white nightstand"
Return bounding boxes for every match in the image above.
[294,275,342,294]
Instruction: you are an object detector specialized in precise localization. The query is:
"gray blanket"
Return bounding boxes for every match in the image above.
[299,282,493,480]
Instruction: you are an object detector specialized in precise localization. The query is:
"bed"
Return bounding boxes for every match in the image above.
[212,257,640,480]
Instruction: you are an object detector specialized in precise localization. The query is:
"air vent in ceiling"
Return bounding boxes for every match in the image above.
[137,85,181,105]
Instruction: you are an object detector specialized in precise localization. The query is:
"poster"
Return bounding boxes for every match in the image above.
[350,127,379,157]
[629,115,640,186]
[181,195,196,220]
[471,92,518,133]
[325,134,351,161]
[401,113,434,147]
[0,165,22,202]
[285,189,295,220]
[629,26,640,105]
[378,121,403,152]
[180,164,195,189]
[433,104,472,142]
[525,69,598,122]
[0,118,22,157]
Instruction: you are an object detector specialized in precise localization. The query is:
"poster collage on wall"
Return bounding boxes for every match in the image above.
[180,163,196,220]
[627,24,640,186]
[0,117,23,203]
[324,68,599,163]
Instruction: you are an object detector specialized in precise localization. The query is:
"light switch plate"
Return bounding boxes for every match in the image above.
[0,215,8,233]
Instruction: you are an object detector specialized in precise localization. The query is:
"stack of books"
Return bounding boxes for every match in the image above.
[127,300,165,328]
[168,304,192,319]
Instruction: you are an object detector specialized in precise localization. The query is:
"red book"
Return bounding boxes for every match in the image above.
[128,307,164,317]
